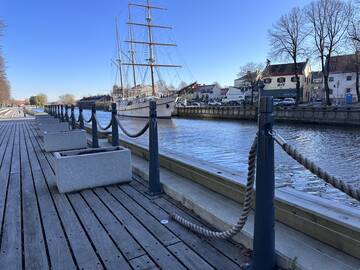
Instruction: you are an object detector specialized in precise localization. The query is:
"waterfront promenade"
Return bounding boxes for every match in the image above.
[0,118,250,269]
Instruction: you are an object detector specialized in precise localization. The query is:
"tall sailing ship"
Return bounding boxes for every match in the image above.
[112,0,181,118]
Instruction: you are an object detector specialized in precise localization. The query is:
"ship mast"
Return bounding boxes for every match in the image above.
[124,0,181,97]
[128,2,137,88]
[115,17,124,95]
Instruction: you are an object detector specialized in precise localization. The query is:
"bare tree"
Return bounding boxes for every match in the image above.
[237,62,264,104]
[306,0,352,105]
[269,7,308,104]
[59,94,76,105]
[348,1,360,102]
[0,20,10,105]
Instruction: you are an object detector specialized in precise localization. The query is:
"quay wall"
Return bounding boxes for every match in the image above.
[174,106,360,126]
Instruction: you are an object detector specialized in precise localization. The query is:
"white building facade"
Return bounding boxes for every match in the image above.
[262,60,312,102]
[327,54,359,104]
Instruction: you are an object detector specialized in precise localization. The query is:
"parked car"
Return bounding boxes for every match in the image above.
[208,101,222,106]
[282,98,296,106]
[273,98,282,106]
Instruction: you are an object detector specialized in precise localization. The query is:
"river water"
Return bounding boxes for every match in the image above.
[77,109,360,207]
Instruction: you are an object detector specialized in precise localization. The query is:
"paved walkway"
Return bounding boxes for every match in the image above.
[0,119,250,269]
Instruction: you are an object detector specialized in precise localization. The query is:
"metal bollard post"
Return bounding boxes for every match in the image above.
[71,105,76,129]
[60,105,64,122]
[65,105,69,122]
[111,103,119,146]
[253,96,275,270]
[91,105,99,148]
[79,106,84,129]
[148,100,162,195]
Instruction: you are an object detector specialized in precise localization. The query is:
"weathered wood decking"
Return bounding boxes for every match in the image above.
[0,119,250,270]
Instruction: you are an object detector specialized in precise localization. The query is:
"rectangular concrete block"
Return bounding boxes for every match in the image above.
[54,146,132,193]
[39,122,70,134]
[43,130,87,152]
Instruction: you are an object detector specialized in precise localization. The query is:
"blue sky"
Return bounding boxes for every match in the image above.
[2,0,313,101]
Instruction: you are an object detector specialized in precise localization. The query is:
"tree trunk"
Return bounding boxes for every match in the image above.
[293,58,300,105]
[356,52,360,103]
[324,55,332,106]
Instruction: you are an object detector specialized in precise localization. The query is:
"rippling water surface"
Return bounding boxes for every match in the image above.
[77,109,360,207]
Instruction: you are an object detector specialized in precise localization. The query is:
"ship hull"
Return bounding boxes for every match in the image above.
[117,96,176,118]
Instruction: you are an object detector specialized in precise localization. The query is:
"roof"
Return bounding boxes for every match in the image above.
[193,84,217,93]
[328,54,359,74]
[79,95,111,102]
[263,61,307,77]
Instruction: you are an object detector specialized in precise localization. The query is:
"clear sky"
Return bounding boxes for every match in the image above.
[2,0,313,101]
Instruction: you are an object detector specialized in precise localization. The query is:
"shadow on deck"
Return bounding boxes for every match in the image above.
[0,119,250,269]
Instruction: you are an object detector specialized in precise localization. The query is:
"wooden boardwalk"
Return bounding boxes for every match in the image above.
[0,119,250,270]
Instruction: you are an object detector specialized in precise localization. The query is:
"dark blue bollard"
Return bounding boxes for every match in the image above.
[111,103,119,146]
[79,106,84,129]
[60,105,64,122]
[91,105,99,148]
[65,105,69,122]
[253,96,275,270]
[148,101,162,195]
[71,105,76,129]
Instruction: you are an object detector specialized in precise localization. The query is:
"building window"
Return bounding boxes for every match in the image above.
[346,88,351,93]
[277,77,286,83]
[329,89,333,94]
[346,76,352,81]
[263,78,272,84]
[329,77,334,82]
[291,77,297,82]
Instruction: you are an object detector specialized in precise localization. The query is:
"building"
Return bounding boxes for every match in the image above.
[77,95,113,110]
[310,71,324,101]
[190,84,222,101]
[261,60,312,102]
[327,54,359,104]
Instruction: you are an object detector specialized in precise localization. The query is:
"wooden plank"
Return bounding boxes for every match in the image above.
[20,121,49,269]
[131,179,251,262]
[0,123,22,269]
[26,121,102,269]
[23,122,77,270]
[167,242,214,270]
[93,188,186,270]
[122,183,246,269]
[81,190,146,260]
[0,123,16,235]
[107,186,180,247]
[129,255,159,270]
[67,193,132,270]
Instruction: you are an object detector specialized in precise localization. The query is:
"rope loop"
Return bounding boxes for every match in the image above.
[95,115,112,131]
[270,130,360,202]
[115,115,149,138]
[171,135,258,239]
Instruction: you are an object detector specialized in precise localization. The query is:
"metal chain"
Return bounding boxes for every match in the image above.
[270,130,360,202]
[115,115,150,138]
[171,135,258,239]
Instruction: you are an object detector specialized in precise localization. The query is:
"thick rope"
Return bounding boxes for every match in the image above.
[171,136,257,239]
[95,115,112,131]
[271,131,360,202]
[84,116,92,123]
[115,115,150,138]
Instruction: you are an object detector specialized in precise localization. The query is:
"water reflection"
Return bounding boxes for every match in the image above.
[75,109,360,207]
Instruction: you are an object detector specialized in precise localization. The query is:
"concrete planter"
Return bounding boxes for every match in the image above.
[54,146,132,193]
[38,122,70,133]
[43,130,87,152]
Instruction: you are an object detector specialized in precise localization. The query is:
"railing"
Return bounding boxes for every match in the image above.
[44,99,360,270]
[45,101,162,196]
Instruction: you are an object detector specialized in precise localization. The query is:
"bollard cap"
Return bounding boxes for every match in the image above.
[259,96,273,113]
